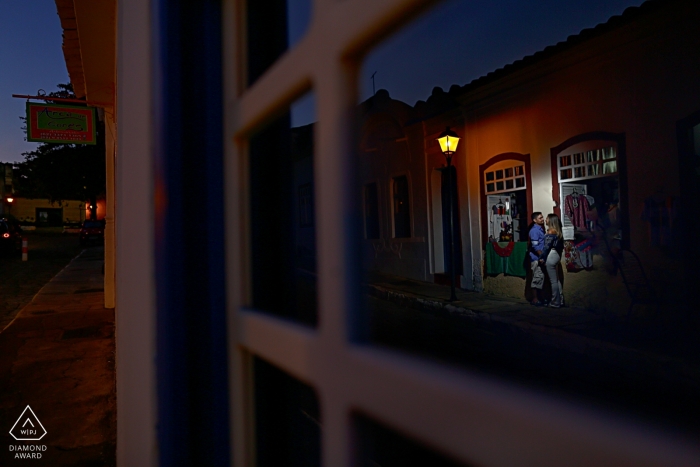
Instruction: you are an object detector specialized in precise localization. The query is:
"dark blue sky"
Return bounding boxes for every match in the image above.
[0,1,68,163]
[291,0,645,126]
[0,0,645,161]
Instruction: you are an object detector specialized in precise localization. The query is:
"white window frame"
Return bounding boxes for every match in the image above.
[220,2,700,467]
[484,162,527,194]
[558,145,618,183]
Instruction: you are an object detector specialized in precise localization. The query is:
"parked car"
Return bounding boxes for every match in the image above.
[79,219,105,246]
[0,218,22,255]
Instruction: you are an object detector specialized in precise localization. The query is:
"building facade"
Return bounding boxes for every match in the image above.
[359,0,700,314]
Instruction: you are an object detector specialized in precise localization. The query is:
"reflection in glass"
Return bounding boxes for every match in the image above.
[254,357,320,467]
[603,160,617,174]
[393,176,411,238]
[356,0,700,437]
[249,94,317,325]
[364,183,380,239]
[602,146,616,159]
[356,414,470,467]
[247,0,312,86]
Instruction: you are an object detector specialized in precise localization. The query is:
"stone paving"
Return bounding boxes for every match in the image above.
[0,247,115,466]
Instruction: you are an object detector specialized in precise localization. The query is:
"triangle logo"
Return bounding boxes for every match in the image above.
[9,406,47,441]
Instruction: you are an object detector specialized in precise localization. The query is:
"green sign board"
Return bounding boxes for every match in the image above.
[26,102,97,145]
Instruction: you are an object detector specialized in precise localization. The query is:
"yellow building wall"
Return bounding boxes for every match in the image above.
[11,198,86,225]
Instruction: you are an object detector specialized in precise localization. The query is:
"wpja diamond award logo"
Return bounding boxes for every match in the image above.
[8,405,48,459]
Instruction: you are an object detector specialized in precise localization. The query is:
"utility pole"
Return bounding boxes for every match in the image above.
[371,71,377,96]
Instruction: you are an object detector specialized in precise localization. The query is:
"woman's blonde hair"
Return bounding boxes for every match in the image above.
[546,213,563,239]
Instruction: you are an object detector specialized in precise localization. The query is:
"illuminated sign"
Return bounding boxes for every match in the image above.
[26,102,96,145]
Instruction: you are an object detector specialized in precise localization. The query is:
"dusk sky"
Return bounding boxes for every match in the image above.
[0,0,645,162]
[0,1,68,164]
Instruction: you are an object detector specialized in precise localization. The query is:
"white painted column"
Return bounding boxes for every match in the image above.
[104,115,116,309]
[116,0,158,465]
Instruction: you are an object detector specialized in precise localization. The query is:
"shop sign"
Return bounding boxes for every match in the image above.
[25,102,96,145]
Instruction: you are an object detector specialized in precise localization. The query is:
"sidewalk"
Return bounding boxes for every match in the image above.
[0,247,115,466]
[365,271,700,392]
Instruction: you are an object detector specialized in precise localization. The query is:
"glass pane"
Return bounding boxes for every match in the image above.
[356,414,472,467]
[356,0,700,436]
[603,160,618,174]
[249,92,317,326]
[602,146,616,159]
[254,357,320,467]
[364,183,380,239]
[247,0,312,85]
[393,176,411,238]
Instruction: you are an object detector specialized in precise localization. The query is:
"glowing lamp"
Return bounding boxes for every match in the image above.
[6,196,13,204]
[437,127,460,156]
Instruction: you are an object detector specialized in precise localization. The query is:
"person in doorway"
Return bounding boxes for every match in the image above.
[527,211,547,306]
[539,214,565,308]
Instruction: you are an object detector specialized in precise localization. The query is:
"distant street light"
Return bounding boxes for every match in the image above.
[5,195,14,218]
[437,127,460,302]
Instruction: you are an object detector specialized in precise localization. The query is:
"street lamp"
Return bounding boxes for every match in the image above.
[437,127,460,302]
[5,195,14,218]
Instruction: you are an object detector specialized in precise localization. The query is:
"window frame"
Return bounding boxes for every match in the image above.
[479,153,533,247]
[223,4,698,467]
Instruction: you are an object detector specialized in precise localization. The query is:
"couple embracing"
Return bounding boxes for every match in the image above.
[527,212,565,308]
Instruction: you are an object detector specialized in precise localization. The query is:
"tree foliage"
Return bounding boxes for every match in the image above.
[14,84,106,216]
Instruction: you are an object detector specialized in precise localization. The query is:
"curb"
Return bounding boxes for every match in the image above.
[365,283,700,386]
[0,248,89,335]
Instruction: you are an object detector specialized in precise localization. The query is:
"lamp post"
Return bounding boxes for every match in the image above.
[437,127,460,302]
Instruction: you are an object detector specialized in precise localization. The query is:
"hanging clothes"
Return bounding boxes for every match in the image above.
[584,194,597,231]
[491,213,512,241]
[564,192,590,230]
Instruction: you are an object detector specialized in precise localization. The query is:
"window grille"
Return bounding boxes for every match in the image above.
[484,164,526,194]
[222,2,700,466]
[559,146,617,182]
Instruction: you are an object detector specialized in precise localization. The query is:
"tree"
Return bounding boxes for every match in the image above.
[14,84,106,220]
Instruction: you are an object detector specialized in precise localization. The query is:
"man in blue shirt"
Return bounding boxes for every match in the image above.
[528,212,547,305]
